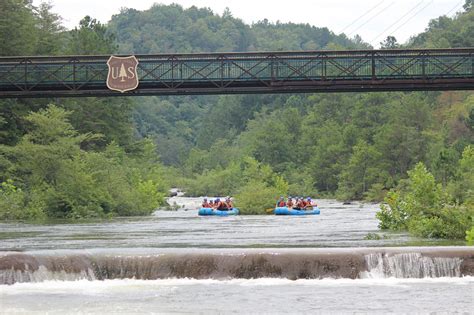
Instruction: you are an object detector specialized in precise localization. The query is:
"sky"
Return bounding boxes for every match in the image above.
[32,0,465,47]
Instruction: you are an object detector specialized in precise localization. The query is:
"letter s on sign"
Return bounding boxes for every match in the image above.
[127,67,135,79]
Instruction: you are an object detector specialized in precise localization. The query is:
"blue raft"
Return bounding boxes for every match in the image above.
[274,207,320,215]
[198,208,239,216]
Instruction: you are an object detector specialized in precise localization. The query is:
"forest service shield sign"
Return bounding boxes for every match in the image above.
[106,56,139,93]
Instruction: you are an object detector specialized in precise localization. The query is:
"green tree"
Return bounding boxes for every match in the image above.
[35,1,65,55]
[380,36,399,49]
[464,0,473,11]
[338,140,383,200]
[448,145,474,204]
[0,105,167,220]
[0,180,46,220]
[409,4,473,48]
[67,16,117,54]
[0,0,37,56]
[377,162,473,239]
[61,97,135,150]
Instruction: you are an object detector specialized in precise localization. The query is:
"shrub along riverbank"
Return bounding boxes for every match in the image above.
[182,156,288,214]
[0,105,168,220]
[377,146,473,241]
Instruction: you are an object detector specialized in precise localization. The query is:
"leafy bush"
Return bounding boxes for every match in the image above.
[235,181,284,215]
[376,161,474,239]
[0,180,46,220]
[364,233,382,240]
[183,163,242,197]
[0,104,168,220]
[448,145,474,204]
[376,191,408,230]
[466,226,474,245]
[184,156,288,214]
[364,183,388,202]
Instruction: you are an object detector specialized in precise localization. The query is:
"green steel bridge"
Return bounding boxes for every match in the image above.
[0,48,473,98]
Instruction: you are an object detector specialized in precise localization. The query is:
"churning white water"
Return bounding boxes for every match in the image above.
[362,252,463,278]
[1,277,473,314]
[1,198,473,314]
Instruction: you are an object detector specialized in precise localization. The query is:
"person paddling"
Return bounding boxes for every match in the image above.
[298,198,306,210]
[276,196,286,207]
[202,197,211,208]
[286,196,294,209]
[304,197,313,210]
[292,197,299,210]
[225,196,233,210]
[214,198,228,211]
[294,197,305,210]
[213,198,221,209]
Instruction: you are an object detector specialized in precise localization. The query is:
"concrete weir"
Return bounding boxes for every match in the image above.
[0,247,473,284]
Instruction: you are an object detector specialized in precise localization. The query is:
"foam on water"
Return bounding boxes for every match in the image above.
[1,247,473,284]
[2,276,473,291]
[361,252,463,278]
[1,277,473,314]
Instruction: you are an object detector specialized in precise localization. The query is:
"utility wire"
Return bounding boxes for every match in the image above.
[347,1,395,36]
[382,0,435,42]
[444,0,464,16]
[339,0,385,34]
[370,0,427,44]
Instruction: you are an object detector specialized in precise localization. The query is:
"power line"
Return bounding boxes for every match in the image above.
[382,0,435,42]
[347,1,396,36]
[370,0,427,44]
[444,0,464,16]
[339,0,385,34]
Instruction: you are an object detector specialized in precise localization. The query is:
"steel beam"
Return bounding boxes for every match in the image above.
[0,48,472,98]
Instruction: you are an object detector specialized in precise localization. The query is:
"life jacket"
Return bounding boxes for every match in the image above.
[297,200,305,208]
[202,202,211,208]
[216,201,227,210]
[278,200,286,207]
[286,200,294,208]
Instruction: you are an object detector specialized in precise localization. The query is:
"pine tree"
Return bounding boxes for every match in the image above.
[119,63,127,82]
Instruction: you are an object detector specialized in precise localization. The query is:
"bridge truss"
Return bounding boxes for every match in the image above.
[0,48,472,98]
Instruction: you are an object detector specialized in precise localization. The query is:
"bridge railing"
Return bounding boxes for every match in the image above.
[0,48,472,95]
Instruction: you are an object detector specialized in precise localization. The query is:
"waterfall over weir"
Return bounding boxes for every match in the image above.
[1,247,473,285]
[362,253,463,278]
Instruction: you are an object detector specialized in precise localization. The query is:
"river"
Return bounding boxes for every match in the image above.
[0,198,456,250]
[0,197,473,314]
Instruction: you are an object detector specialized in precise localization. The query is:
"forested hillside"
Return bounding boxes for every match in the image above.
[0,1,472,239]
[409,0,473,48]
[108,4,368,54]
[0,1,169,220]
[108,3,473,238]
[108,3,473,200]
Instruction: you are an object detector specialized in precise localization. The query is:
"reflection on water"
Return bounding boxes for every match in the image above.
[0,198,455,251]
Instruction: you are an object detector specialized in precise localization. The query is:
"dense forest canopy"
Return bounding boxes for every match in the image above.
[107,4,369,54]
[0,0,472,240]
